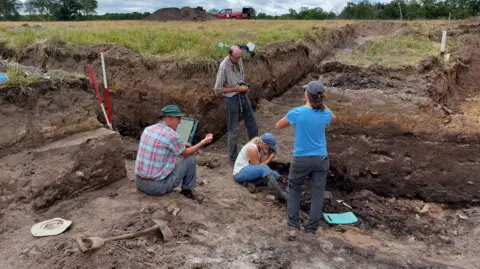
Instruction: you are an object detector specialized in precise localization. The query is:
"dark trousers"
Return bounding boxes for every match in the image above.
[136,156,197,196]
[226,94,258,163]
[287,156,329,233]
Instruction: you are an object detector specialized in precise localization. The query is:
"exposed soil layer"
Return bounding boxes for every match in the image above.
[0,63,126,214]
[272,165,473,245]
[0,128,126,215]
[144,7,217,22]
[0,66,101,158]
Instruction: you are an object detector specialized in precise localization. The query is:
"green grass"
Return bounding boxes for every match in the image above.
[338,35,456,67]
[0,20,349,61]
[4,62,43,87]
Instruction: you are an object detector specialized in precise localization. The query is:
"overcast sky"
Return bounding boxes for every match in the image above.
[95,0,391,15]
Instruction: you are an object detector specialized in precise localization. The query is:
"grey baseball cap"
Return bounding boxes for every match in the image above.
[302,81,325,95]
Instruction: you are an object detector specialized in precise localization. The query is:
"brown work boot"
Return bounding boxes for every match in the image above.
[180,189,204,203]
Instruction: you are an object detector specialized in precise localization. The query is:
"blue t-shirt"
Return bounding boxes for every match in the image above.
[286,105,333,157]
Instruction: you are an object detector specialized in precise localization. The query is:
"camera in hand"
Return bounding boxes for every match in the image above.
[238,81,249,88]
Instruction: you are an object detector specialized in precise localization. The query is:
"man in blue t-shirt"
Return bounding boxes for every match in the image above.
[275,81,337,239]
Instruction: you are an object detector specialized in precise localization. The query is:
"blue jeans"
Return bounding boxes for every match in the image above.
[226,94,258,163]
[234,164,280,183]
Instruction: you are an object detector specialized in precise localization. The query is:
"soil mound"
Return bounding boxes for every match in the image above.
[144,6,217,22]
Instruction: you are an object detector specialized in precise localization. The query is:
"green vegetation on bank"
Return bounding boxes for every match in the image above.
[0,21,347,61]
[5,62,42,87]
[337,35,457,67]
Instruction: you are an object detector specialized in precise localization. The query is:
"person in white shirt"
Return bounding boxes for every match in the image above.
[232,133,287,201]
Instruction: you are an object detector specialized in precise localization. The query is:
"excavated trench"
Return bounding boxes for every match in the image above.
[0,24,357,140]
[1,20,479,216]
[1,20,480,269]
[269,161,462,243]
[239,29,480,243]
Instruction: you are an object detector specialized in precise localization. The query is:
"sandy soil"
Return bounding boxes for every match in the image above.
[1,138,478,269]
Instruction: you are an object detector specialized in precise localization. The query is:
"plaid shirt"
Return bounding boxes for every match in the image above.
[135,121,185,181]
[214,56,245,97]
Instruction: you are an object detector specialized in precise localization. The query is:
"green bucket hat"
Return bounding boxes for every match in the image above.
[160,105,184,117]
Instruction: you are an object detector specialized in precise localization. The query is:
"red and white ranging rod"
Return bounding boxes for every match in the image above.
[88,65,112,130]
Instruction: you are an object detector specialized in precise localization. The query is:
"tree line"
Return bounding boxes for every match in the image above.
[338,0,480,20]
[254,0,479,20]
[0,0,149,21]
[1,0,98,21]
[1,0,479,21]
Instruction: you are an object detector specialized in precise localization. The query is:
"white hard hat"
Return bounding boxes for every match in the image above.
[31,218,72,237]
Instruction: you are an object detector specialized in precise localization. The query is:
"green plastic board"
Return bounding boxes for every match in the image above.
[177,118,198,144]
[323,212,358,225]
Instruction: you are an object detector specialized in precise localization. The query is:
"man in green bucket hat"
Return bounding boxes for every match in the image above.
[135,105,213,203]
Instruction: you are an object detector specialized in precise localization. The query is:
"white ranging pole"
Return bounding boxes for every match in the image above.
[100,50,113,128]
[440,30,447,54]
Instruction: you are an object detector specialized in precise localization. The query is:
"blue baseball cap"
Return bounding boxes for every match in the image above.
[303,81,325,95]
[261,133,277,151]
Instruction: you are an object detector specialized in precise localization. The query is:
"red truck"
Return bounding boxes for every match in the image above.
[216,7,255,19]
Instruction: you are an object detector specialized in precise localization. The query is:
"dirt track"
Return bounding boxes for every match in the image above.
[1,19,480,269]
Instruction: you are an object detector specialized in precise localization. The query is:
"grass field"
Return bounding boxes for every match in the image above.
[335,20,458,67]
[338,35,440,67]
[0,20,456,66]
[338,33,458,67]
[0,20,350,61]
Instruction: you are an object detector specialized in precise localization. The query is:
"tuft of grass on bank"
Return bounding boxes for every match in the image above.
[5,62,42,87]
[338,35,455,67]
[0,20,349,61]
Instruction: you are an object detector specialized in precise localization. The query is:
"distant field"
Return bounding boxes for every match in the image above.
[336,20,459,67]
[0,20,351,61]
[338,34,458,67]
[338,35,440,67]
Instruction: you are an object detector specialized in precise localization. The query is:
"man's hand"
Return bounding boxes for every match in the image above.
[238,85,249,93]
[181,134,214,158]
[269,152,276,161]
[185,142,192,148]
[201,133,214,146]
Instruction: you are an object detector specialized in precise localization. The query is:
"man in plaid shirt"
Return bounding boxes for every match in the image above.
[135,105,213,203]
[214,46,258,165]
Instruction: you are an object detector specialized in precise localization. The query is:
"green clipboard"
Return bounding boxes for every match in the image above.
[323,212,358,225]
[177,117,199,144]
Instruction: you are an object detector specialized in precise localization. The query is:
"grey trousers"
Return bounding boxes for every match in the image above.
[226,94,259,163]
[287,156,329,233]
[136,156,197,196]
